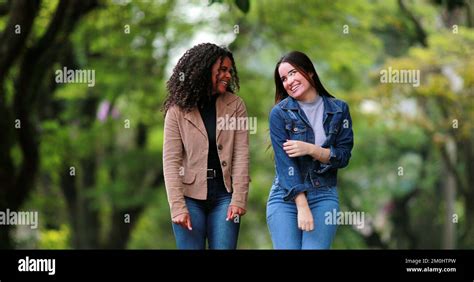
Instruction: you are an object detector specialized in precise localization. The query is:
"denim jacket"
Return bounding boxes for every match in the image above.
[269,95,354,201]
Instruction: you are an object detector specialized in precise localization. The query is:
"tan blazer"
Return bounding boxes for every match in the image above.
[163,92,250,219]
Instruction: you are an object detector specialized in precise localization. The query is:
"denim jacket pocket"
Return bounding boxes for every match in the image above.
[285,121,308,141]
[328,113,342,133]
[325,121,340,145]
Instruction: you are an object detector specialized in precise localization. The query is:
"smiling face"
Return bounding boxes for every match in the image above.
[278,62,316,102]
[211,56,232,95]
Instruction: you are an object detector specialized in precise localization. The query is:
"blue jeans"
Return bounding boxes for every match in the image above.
[172,189,240,249]
[266,184,339,249]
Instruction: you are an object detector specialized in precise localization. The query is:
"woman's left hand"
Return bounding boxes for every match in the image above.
[283,140,314,157]
[226,205,246,221]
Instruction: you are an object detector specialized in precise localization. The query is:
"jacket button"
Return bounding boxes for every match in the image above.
[217,144,223,150]
[293,128,298,132]
[222,161,227,167]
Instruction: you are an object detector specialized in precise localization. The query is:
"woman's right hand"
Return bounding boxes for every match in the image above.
[297,206,314,231]
[295,193,314,232]
[172,213,193,231]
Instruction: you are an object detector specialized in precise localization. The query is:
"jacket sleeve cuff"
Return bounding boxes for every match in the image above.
[230,191,248,210]
[282,183,310,201]
[328,146,340,167]
[170,200,189,220]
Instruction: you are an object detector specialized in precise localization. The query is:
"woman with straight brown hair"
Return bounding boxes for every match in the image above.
[267,51,354,249]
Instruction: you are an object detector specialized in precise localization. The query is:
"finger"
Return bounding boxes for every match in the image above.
[230,209,235,220]
[283,141,294,147]
[286,147,298,153]
[186,217,193,231]
[226,207,233,221]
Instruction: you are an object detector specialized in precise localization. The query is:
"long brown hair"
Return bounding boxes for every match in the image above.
[274,51,334,104]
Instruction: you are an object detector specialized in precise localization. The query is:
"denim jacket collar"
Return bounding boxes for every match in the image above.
[280,94,342,126]
[280,95,342,113]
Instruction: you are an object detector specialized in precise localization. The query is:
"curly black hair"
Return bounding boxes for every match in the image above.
[163,43,240,113]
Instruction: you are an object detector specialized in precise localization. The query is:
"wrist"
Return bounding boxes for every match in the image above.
[312,146,324,161]
[295,193,309,208]
[310,145,319,159]
[323,148,330,163]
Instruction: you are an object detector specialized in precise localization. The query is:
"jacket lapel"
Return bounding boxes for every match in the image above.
[216,92,238,140]
[184,108,208,139]
[282,96,312,129]
[321,95,342,132]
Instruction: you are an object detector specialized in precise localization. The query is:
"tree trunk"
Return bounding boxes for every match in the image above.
[0,0,97,249]
[0,0,40,250]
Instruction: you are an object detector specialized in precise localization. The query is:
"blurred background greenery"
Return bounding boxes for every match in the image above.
[0,0,472,249]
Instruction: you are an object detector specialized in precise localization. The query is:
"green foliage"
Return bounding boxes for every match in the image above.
[38,225,71,250]
[9,0,472,249]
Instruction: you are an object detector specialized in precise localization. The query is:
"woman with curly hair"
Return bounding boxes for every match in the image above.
[162,43,250,249]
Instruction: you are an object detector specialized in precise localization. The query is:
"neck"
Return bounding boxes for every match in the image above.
[300,88,318,103]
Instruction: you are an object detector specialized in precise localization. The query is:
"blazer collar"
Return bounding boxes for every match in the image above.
[184,92,239,139]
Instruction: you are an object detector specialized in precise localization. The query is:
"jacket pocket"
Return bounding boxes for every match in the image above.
[325,120,341,145]
[182,170,196,184]
[285,121,308,141]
